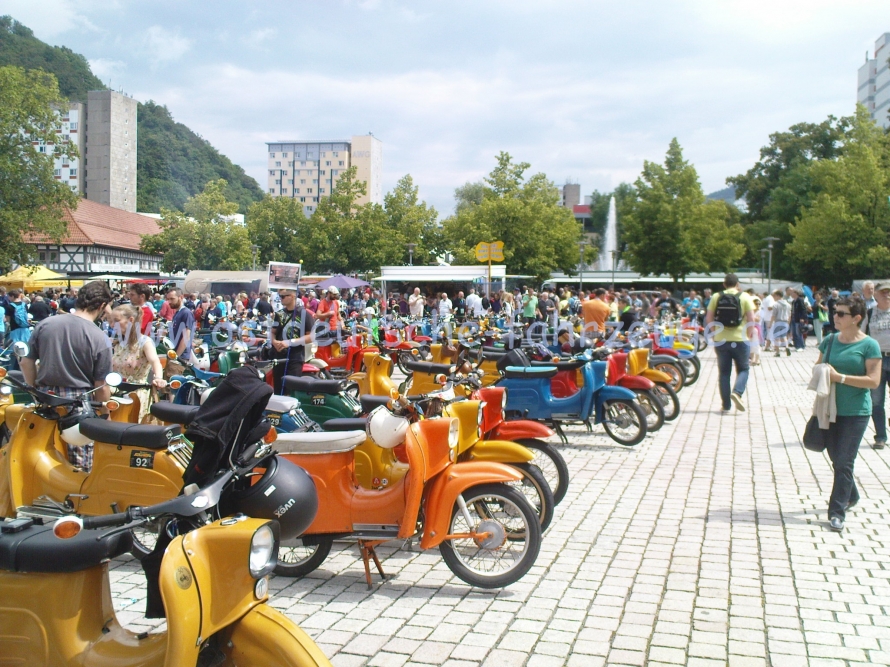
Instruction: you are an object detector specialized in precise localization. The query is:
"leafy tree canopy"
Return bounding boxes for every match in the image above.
[140,179,251,273]
[622,139,745,283]
[0,65,78,269]
[441,152,581,281]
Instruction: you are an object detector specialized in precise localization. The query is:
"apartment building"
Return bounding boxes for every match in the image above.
[265,134,382,216]
[858,33,890,129]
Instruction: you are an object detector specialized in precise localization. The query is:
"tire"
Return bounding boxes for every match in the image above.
[439,483,541,588]
[274,535,334,577]
[696,334,708,352]
[510,462,555,532]
[397,351,415,376]
[342,381,360,399]
[652,382,680,421]
[653,362,685,392]
[514,438,570,505]
[601,399,647,447]
[129,518,165,559]
[635,389,664,432]
[679,356,700,386]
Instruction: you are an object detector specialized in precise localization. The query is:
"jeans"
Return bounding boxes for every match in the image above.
[791,321,806,350]
[870,356,890,441]
[825,415,869,520]
[714,341,750,410]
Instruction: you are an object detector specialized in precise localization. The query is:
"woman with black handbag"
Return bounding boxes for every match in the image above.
[815,296,881,532]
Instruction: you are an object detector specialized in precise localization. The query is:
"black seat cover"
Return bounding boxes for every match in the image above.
[401,360,454,375]
[150,402,201,426]
[323,417,369,432]
[503,366,558,380]
[496,348,531,372]
[481,350,507,362]
[531,359,586,371]
[7,370,25,383]
[284,376,342,395]
[0,523,133,573]
[360,395,391,413]
[79,418,181,450]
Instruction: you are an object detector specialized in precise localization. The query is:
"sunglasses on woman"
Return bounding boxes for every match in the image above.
[834,310,852,318]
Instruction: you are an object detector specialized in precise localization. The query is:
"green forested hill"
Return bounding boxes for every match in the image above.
[0,16,264,213]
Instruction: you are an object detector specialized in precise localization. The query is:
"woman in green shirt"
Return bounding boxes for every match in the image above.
[816,296,881,532]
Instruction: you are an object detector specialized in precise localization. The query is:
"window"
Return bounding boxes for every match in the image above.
[39,252,46,261]
[321,152,326,157]
[275,161,281,167]
[282,152,288,157]
[70,122,78,130]
[282,170,288,175]
[308,188,313,193]
[269,188,275,193]
[295,188,300,193]
[275,179,281,184]
[332,170,338,176]
[300,197,306,202]
[333,151,339,157]
[50,252,57,260]
[321,170,326,175]
[326,161,331,166]
[70,168,77,177]
[300,179,306,184]
[38,145,46,153]
[338,161,344,166]
[54,169,61,176]
[269,170,276,175]
[270,152,276,158]
[319,188,325,193]
[313,197,318,202]
[288,179,294,184]
[312,179,317,184]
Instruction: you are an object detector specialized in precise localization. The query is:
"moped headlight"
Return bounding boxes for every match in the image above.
[448,418,459,449]
[249,523,277,578]
[477,402,485,440]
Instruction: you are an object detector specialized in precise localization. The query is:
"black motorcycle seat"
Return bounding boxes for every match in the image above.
[531,359,587,371]
[502,365,558,380]
[79,418,181,450]
[150,402,201,426]
[401,360,454,375]
[284,376,343,395]
[0,522,133,573]
[7,370,25,383]
[323,417,369,432]
[481,350,507,362]
[360,395,391,413]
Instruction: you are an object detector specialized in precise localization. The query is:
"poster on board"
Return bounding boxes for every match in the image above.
[267,262,302,292]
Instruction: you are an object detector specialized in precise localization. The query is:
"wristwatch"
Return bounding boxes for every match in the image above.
[840,374,846,385]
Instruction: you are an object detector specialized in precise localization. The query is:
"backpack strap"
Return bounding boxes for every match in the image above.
[867,307,873,336]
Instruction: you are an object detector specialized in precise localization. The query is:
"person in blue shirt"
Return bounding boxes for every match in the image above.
[682,290,702,318]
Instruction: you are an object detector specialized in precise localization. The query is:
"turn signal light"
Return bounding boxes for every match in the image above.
[435,374,447,385]
[170,380,182,390]
[0,368,6,379]
[389,387,400,401]
[263,427,277,444]
[53,516,83,539]
[105,400,120,412]
[166,350,178,360]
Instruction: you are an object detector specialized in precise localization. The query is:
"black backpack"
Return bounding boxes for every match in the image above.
[714,292,742,328]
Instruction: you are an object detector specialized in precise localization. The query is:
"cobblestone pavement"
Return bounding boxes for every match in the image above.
[110,340,890,666]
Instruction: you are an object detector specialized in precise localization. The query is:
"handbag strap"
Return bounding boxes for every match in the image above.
[826,333,835,365]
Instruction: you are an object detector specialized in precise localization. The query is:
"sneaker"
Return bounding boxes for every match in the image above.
[846,499,858,511]
[828,516,844,532]
[731,392,746,412]
[720,408,731,415]
[874,440,886,450]
[786,348,791,356]
[774,351,781,357]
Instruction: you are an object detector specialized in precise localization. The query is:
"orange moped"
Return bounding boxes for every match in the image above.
[273,400,542,589]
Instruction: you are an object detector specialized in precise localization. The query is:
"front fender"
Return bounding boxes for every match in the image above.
[641,369,673,384]
[597,385,637,403]
[464,440,534,464]
[488,419,555,441]
[617,375,655,390]
[307,358,329,370]
[224,604,333,666]
[420,461,521,550]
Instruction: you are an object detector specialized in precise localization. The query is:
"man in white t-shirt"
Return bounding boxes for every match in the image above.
[438,292,453,318]
[760,292,775,351]
[408,287,425,318]
[465,288,482,319]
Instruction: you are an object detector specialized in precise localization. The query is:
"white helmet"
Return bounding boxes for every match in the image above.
[366,406,410,449]
[60,423,93,447]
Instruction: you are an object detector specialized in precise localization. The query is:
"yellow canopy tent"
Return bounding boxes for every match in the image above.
[0,266,82,290]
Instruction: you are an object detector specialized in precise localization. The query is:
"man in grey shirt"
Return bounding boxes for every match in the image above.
[864,282,890,449]
[20,281,114,469]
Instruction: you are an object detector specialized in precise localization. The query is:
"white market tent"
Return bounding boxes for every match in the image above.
[375,265,507,300]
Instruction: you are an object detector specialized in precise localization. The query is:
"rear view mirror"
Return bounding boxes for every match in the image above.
[105,372,123,387]
[12,342,29,358]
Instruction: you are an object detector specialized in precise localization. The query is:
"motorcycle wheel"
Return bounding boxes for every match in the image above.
[129,519,165,559]
[274,535,334,577]
[635,389,665,432]
[342,381,360,399]
[602,399,647,447]
[653,362,685,392]
[696,334,708,352]
[679,356,700,385]
[514,438,570,505]
[396,351,416,375]
[439,483,541,589]
[510,462,554,532]
[652,382,681,421]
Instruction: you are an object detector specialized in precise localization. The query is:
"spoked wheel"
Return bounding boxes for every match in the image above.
[679,356,700,385]
[509,462,554,531]
[601,399,647,446]
[129,518,166,559]
[439,483,541,588]
[396,351,416,375]
[635,389,664,432]
[342,381,360,399]
[274,535,334,577]
[652,382,681,421]
[696,334,708,352]
[653,362,685,392]
[514,438,570,505]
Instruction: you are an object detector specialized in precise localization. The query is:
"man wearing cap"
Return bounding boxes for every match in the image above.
[316,286,341,333]
[270,289,316,393]
[863,282,890,448]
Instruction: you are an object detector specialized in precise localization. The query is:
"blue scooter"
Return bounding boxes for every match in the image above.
[496,348,648,446]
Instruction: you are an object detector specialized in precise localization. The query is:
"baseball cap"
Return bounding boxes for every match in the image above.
[876,282,890,291]
[328,286,340,296]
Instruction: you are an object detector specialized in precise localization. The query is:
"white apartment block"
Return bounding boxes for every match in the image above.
[858,33,890,129]
[265,134,382,216]
[41,91,138,212]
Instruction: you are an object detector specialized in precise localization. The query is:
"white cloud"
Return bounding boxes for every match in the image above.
[241,27,277,49]
[88,57,125,81]
[143,25,191,65]
[4,0,100,38]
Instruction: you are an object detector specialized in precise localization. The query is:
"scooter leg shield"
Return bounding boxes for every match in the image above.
[419,461,522,550]
[224,604,332,666]
[464,440,535,464]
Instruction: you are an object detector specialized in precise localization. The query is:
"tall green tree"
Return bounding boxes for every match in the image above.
[384,174,442,265]
[441,152,580,281]
[786,106,890,286]
[247,196,312,265]
[0,65,78,269]
[622,139,745,283]
[141,179,252,272]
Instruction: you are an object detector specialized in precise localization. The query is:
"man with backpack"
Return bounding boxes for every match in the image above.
[705,274,756,414]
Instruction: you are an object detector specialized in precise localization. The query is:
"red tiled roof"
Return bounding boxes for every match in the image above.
[27,198,161,251]
[573,205,591,214]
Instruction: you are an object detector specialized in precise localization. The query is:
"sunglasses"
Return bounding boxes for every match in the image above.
[834,311,852,318]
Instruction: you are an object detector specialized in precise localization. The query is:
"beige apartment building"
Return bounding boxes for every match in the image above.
[265,134,382,216]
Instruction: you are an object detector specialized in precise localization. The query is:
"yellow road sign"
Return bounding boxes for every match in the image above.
[475,241,504,262]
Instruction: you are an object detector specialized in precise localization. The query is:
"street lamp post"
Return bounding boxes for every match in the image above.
[578,240,587,295]
[406,243,417,266]
[610,250,617,292]
[250,244,259,271]
[760,249,768,281]
[763,237,779,293]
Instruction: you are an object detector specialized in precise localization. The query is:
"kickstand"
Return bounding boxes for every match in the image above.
[584,418,593,433]
[554,422,568,444]
[358,540,387,590]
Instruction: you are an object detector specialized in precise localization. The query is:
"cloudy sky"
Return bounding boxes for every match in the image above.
[6,0,886,215]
